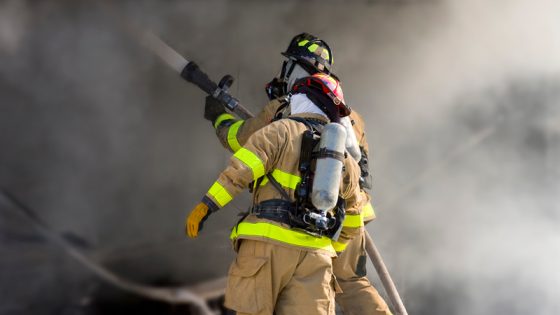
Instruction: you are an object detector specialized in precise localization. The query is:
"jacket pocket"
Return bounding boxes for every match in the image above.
[224,255,270,314]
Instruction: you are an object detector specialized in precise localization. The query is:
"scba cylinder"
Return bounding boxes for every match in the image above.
[311,123,347,212]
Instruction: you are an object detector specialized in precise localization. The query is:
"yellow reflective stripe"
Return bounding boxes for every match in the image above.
[321,49,330,61]
[271,169,301,189]
[332,241,348,252]
[362,202,375,219]
[343,214,364,228]
[298,39,309,47]
[227,121,244,152]
[207,181,233,207]
[231,221,335,253]
[258,169,301,190]
[233,148,265,181]
[308,43,319,52]
[213,113,235,129]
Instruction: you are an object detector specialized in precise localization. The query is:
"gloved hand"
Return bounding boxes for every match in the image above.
[185,202,211,238]
[204,95,227,123]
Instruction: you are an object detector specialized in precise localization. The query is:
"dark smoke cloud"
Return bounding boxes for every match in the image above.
[1,0,559,314]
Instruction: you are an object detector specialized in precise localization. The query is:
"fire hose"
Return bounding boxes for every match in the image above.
[0,188,217,315]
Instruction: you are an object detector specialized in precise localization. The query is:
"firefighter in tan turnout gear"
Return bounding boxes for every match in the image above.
[186,73,362,314]
[204,33,391,314]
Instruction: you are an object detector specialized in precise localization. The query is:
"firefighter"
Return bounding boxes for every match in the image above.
[186,73,361,315]
[203,33,391,315]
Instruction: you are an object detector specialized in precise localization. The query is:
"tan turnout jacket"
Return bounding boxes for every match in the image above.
[212,98,376,252]
[205,113,362,255]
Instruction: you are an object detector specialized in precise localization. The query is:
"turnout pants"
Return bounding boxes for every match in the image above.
[224,239,337,315]
[332,228,392,315]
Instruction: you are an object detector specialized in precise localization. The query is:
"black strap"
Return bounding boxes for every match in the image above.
[288,116,325,133]
[250,175,266,204]
[252,199,294,220]
[281,60,297,82]
[272,97,290,121]
[314,148,345,162]
[261,117,326,202]
[266,173,291,201]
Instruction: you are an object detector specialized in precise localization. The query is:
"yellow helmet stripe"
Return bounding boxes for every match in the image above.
[308,43,319,52]
[297,40,331,63]
[297,39,310,47]
[321,49,330,61]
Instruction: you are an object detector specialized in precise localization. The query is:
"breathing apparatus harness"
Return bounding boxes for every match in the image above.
[358,147,373,190]
[250,117,345,240]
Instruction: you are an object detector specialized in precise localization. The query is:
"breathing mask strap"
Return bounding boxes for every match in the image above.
[281,60,297,84]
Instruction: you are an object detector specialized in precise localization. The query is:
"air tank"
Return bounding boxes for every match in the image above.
[340,116,362,162]
[311,123,347,212]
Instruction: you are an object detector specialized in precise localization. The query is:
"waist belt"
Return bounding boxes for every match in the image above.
[252,199,295,225]
[251,199,335,239]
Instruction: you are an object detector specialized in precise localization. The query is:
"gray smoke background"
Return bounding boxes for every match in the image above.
[1,0,559,314]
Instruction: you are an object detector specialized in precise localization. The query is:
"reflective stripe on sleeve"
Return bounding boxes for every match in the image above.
[259,169,301,190]
[233,148,265,181]
[207,181,233,207]
[227,121,244,152]
[342,213,364,228]
[231,221,335,254]
[214,113,236,129]
[332,240,348,253]
[362,202,375,219]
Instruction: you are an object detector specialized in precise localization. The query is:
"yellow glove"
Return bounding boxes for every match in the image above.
[185,202,210,238]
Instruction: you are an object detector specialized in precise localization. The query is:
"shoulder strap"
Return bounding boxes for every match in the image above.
[272,97,290,121]
[266,173,291,201]
[287,117,325,134]
[256,117,325,204]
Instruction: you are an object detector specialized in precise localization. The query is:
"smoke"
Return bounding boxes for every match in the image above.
[348,1,560,314]
[1,0,559,314]
[372,80,560,314]
[0,0,29,55]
